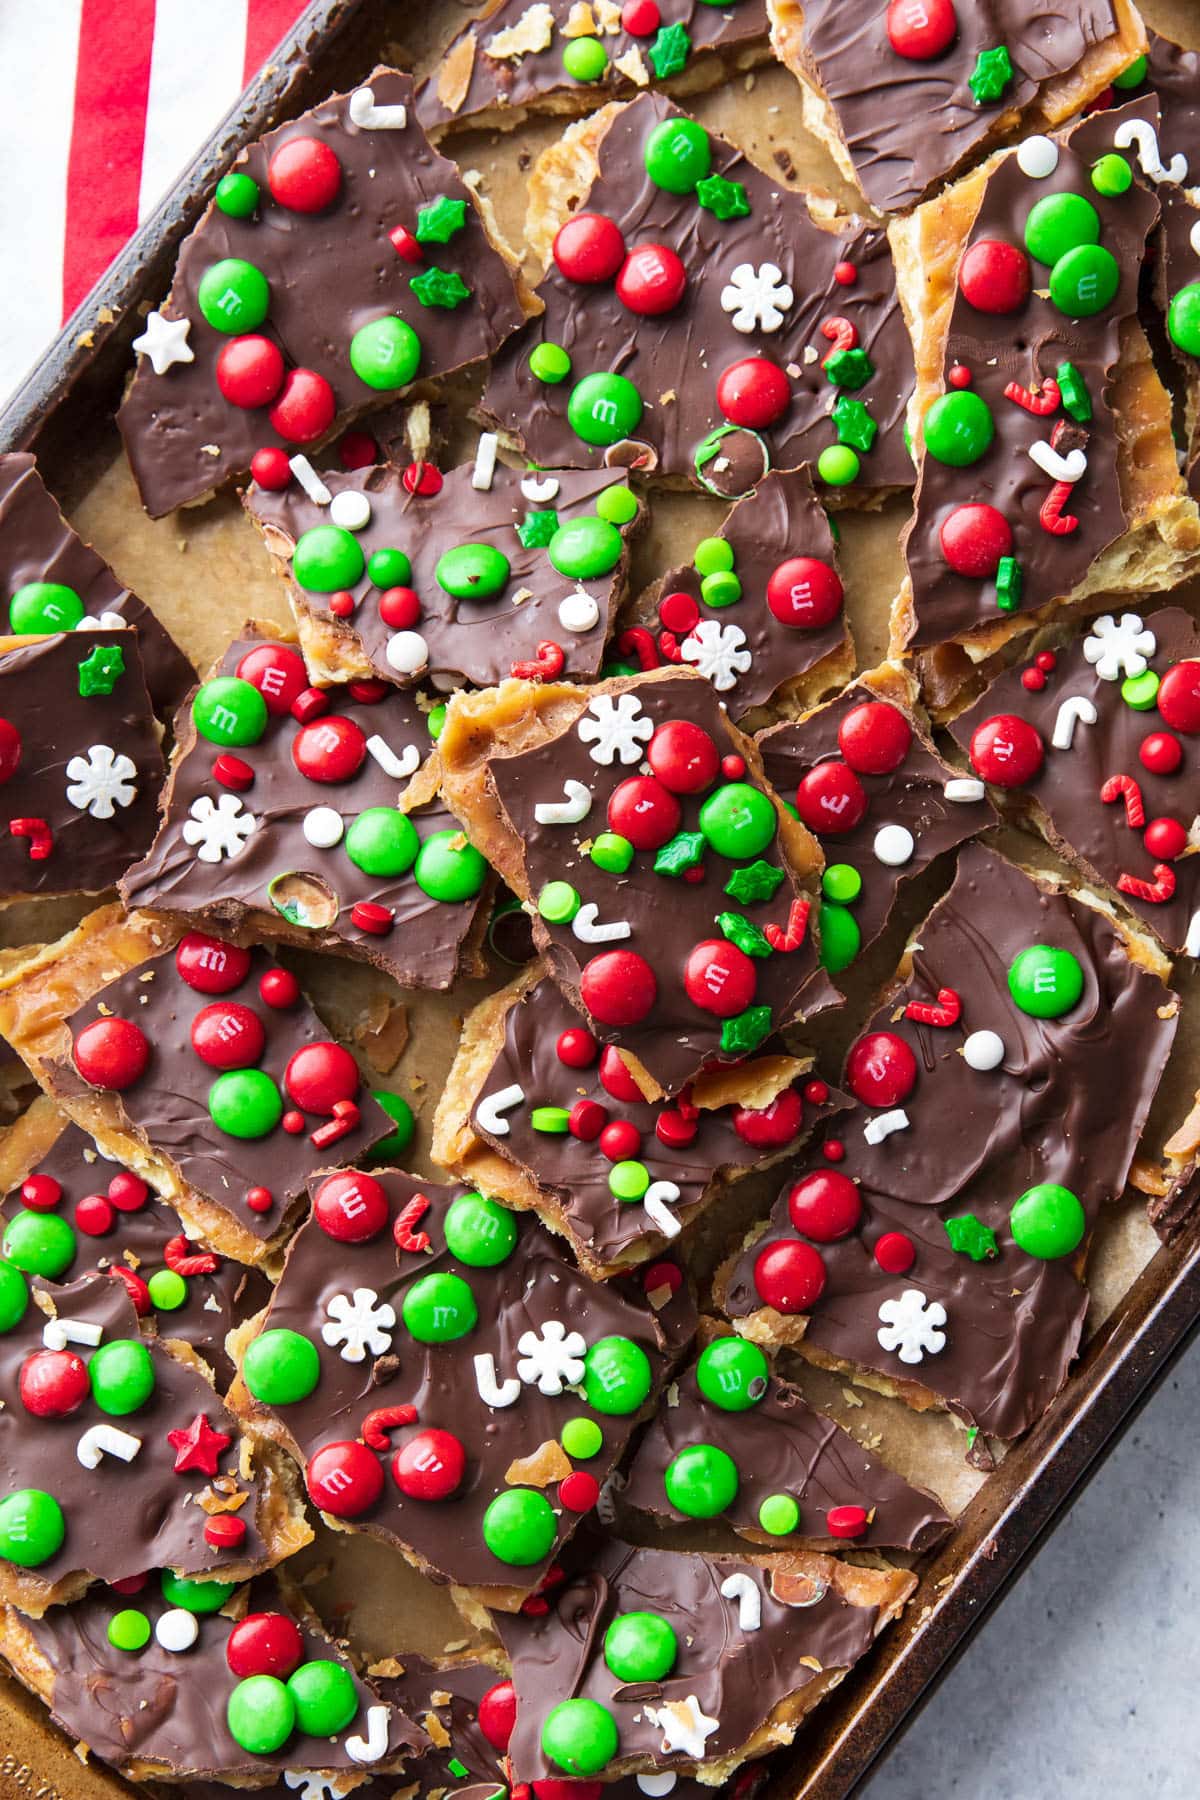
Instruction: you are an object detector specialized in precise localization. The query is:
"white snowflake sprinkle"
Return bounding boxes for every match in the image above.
[645,1695,720,1758]
[516,1319,587,1394]
[1082,613,1156,682]
[680,619,752,692]
[180,792,257,863]
[321,1287,397,1363]
[132,310,194,375]
[577,692,653,765]
[284,1775,344,1800]
[65,745,138,819]
[876,1288,947,1365]
[720,262,793,334]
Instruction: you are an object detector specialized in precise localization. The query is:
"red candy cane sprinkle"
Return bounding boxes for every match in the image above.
[904,986,962,1028]
[361,1404,419,1451]
[764,898,811,953]
[1118,863,1177,904]
[1039,481,1079,535]
[394,1195,432,1253]
[1100,773,1145,829]
[1003,377,1061,415]
[163,1234,221,1277]
[510,642,566,682]
[10,817,52,860]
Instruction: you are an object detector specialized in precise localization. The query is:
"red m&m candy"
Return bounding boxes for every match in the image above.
[958,240,1031,315]
[599,1045,645,1100]
[716,357,790,429]
[20,1174,62,1211]
[236,642,307,714]
[392,1427,466,1500]
[557,1027,599,1068]
[1140,731,1183,775]
[267,136,342,212]
[292,714,367,782]
[647,720,720,794]
[73,1017,150,1090]
[553,213,626,284]
[733,1086,803,1148]
[250,447,292,490]
[216,335,284,409]
[191,1002,266,1071]
[269,367,336,443]
[838,702,912,775]
[581,952,657,1027]
[108,1172,149,1212]
[176,932,251,994]
[753,1239,827,1313]
[19,1349,89,1418]
[1144,817,1188,860]
[313,1171,389,1242]
[684,940,757,1016]
[569,1099,607,1141]
[969,713,1044,787]
[379,587,421,629]
[621,0,660,31]
[886,0,957,59]
[607,775,682,850]
[787,1170,862,1241]
[845,1031,917,1107]
[616,244,686,316]
[1157,661,1200,734]
[874,1231,916,1274]
[794,761,867,836]
[599,1119,640,1162]
[227,1612,305,1680]
[479,1678,518,1752]
[75,1193,115,1235]
[766,557,844,630]
[559,1471,600,1512]
[284,1041,359,1113]
[307,1440,385,1517]
[940,503,1013,577]
[260,967,301,1009]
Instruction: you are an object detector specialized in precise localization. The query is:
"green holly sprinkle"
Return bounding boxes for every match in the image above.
[724,860,785,903]
[945,1214,999,1262]
[720,1004,772,1056]
[831,395,878,453]
[695,173,750,220]
[409,267,471,309]
[654,830,706,876]
[77,643,125,697]
[824,347,874,390]
[717,912,772,958]
[1056,360,1092,422]
[518,509,559,548]
[448,1761,470,1781]
[996,556,1022,614]
[969,44,1014,105]
[650,21,690,77]
[415,196,467,244]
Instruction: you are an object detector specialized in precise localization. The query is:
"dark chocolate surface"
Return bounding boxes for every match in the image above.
[372,1653,505,1794]
[1146,37,1200,491]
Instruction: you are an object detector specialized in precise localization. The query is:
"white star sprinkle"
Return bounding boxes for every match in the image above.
[132,310,194,375]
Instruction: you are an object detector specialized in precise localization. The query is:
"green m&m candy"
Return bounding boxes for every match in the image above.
[1024,192,1099,265]
[701,570,741,607]
[699,782,776,859]
[822,863,862,904]
[147,1269,187,1311]
[427,704,447,739]
[286,1660,358,1736]
[561,1416,603,1459]
[922,390,995,467]
[349,316,421,390]
[482,1487,557,1565]
[563,35,608,81]
[444,1192,518,1267]
[818,900,860,972]
[1112,53,1147,88]
[1091,153,1132,197]
[1049,244,1119,317]
[436,543,511,600]
[596,484,637,525]
[1010,1183,1086,1260]
[758,1493,800,1536]
[590,833,634,873]
[567,373,644,447]
[1007,944,1084,1018]
[345,807,419,876]
[583,1336,652,1415]
[9,581,84,632]
[292,524,366,593]
[1122,669,1159,711]
[192,674,269,747]
[0,1260,29,1332]
[402,1271,477,1343]
[542,1698,619,1776]
[604,1611,678,1682]
[2,1209,75,1279]
[89,1338,155,1415]
[197,257,270,333]
[538,879,581,923]
[817,444,860,486]
[548,516,624,581]
[242,1328,320,1405]
[1168,283,1200,358]
[108,1608,152,1651]
[695,1336,769,1411]
[161,1568,239,1611]
[530,342,572,384]
[694,536,734,576]
[227,1674,297,1755]
[366,1089,415,1162]
[208,1068,283,1139]
[0,1489,65,1566]
[215,171,259,217]
[664,1442,739,1517]
[368,547,412,588]
[414,829,488,901]
[609,1160,650,1201]
[644,117,711,192]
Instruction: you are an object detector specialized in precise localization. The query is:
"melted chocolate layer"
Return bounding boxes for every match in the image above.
[1146,37,1200,491]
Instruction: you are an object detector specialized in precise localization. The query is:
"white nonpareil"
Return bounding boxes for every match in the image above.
[181,792,257,862]
[873,823,914,867]
[65,744,138,819]
[963,1029,1005,1072]
[516,1319,587,1394]
[321,1287,397,1363]
[877,1288,948,1365]
[720,261,794,333]
[330,488,372,532]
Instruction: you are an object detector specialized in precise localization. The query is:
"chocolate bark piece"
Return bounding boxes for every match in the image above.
[417,0,770,139]
[229,1168,671,1611]
[0,1098,270,1387]
[757,663,994,980]
[481,93,916,497]
[0,453,194,714]
[630,469,855,720]
[618,1335,949,1552]
[890,99,1200,693]
[434,964,845,1276]
[0,905,386,1266]
[0,1570,421,1784]
[1142,37,1200,497]
[121,629,491,989]
[117,69,534,519]
[0,1272,310,1615]
[0,628,164,901]
[438,667,837,1103]
[771,0,1143,216]
[950,606,1200,957]
[498,1534,913,1782]
[716,842,1178,1441]
[244,460,641,690]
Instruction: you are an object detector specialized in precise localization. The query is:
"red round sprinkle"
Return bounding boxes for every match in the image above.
[616,243,686,316]
[1144,816,1189,860]
[846,1031,917,1107]
[787,1169,862,1241]
[109,1573,149,1595]
[804,1078,829,1105]
[260,967,301,1009]
[75,1193,115,1236]
[766,556,844,630]
[606,774,682,850]
[716,356,791,429]
[313,1170,389,1243]
[348,679,389,704]
[339,429,379,470]
[267,136,342,213]
[656,1108,698,1148]
[1157,661,1200,734]
[214,753,255,791]
[833,261,857,286]
[823,1138,846,1162]
[753,1239,827,1313]
[553,213,626,284]
[250,446,292,490]
[352,900,395,935]
[683,939,757,1017]
[389,224,424,264]
[598,1045,644,1102]
[20,1175,62,1212]
[682,864,706,884]
[569,1099,608,1142]
[247,1186,273,1214]
[1021,668,1046,692]
[291,686,330,724]
[284,1041,359,1113]
[108,1172,149,1213]
[19,1349,89,1418]
[236,642,307,715]
[380,586,421,629]
[269,367,336,443]
[1140,731,1183,775]
[794,760,868,836]
[282,1111,306,1134]
[292,714,367,782]
[0,720,20,784]
[73,1017,150,1091]
[658,591,700,634]
[647,720,720,795]
[227,1612,305,1681]
[176,933,251,995]
[581,951,658,1027]
[642,1259,682,1297]
[874,1231,916,1274]
[733,1086,803,1148]
[403,461,443,497]
[216,335,285,409]
[886,0,958,59]
[557,1027,599,1069]
[969,713,1044,787]
[958,240,1031,315]
[599,1119,641,1162]
[191,1001,267,1071]
[392,1428,466,1500]
[559,1471,600,1513]
[1035,650,1058,673]
[621,0,660,33]
[826,1504,869,1539]
[948,364,972,388]
[940,502,1013,577]
[479,1678,518,1753]
[721,753,746,780]
[838,701,912,775]
[204,1513,247,1550]
[307,1439,384,1517]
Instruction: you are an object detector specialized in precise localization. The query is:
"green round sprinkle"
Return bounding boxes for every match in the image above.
[0,1490,65,1567]
[567,372,644,447]
[590,832,634,874]
[368,547,412,588]
[758,1493,800,1536]
[664,1442,739,1517]
[530,342,572,384]
[402,1271,477,1343]
[345,807,420,877]
[2,1210,76,1279]
[197,257,270,334]
[538,880,580,923]
[1112,53,1147,88]
[822,863,862,904]
[227,1675,297,1755]
[699,782,776,859]
[604,1612,678,1683]
[286,1660,358,1737]
[0,1260,29,1333]
[609,1160,650,1202]
[88,1338,155,1416]
[922,390,995,467]
[292,524,366,594]
[1024,192,1100,265]
[563,35,608,82]
[700,570,742,608]
[531,1106,572,1133]
[583,1335,652,1415]
[817,444,860,486]
[644,117,711,193]
[427,704,447,739]
[548,516,624,581]
[1010,1182,1086,1260]
[444,1192,518,1267]
[695,1337,769,1411]
[818,900,860,973]
[413,829,488,902]
[595,485,638,525]
[242,1327,321,1405]
[542,1699,618,1777]
[367,1089,416,1163]
[436,543,511,600]
[208,1068,283,1140]
[147,1268,188,1311]
[349,316,422,390]
[561,1416,603,1459]
[161,1568,239,1612]
[1168,283,1200,357]
[1091,153,1132,197]
[1122,669,1160,710]
[108,1608,152,1651]
[9,581,84,633]
[694,537,735,577]
[215,171,259,218]
[192,675,269,748]
[1007,945,1084,1018]
[1049,244,1119,317]
[482,1487,557,1565]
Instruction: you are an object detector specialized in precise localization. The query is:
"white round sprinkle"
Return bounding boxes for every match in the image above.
[1017,135,1059,180]
[873,824,915,867]
[637,1777,678,1797]
[386,631,429,675]
[329,489,372,531]
[303,805,344,849]
[155,1608,199,1653]
[963,1030,1005,1072]
[559,589,600,633]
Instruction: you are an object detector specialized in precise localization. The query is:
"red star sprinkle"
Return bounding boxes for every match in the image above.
[167,1412,232,1476]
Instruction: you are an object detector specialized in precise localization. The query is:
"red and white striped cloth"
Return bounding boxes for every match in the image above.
[0,0,308,407]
